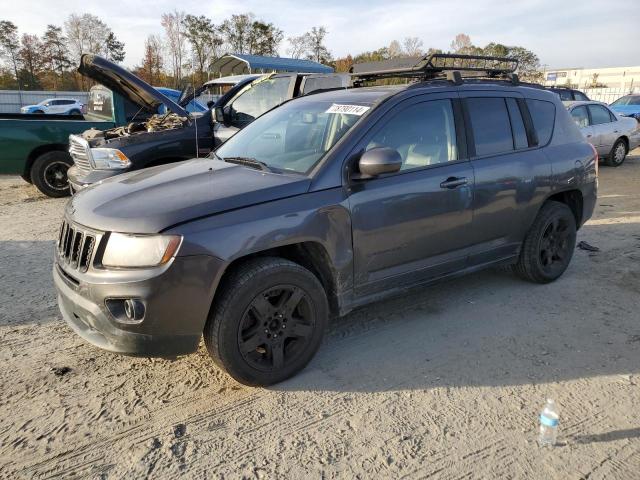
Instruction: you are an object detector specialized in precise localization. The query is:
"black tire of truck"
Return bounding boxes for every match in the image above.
[204,257,329,386]
[30,151,73,198]
[513,200,577,284]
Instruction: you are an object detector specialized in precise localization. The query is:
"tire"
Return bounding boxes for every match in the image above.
[68,109,81,116]
[30,151,73,198]
[204,257,329,386]
[604,138,627,167]
[513,201,577,284]
[33,110,44,114]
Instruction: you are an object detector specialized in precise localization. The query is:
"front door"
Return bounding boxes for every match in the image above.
[588,103,617,155]
[348,95,475,296]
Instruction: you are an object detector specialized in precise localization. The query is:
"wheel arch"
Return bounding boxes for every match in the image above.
[210,241,341,319]
[23,144,70,181]
[544,189,584,228]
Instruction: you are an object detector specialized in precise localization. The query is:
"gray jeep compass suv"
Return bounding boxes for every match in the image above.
[54,55,598,386]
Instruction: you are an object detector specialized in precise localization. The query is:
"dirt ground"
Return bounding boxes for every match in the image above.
[1,150,639,479]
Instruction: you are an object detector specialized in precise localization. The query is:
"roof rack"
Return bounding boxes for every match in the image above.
[351,53,520,85]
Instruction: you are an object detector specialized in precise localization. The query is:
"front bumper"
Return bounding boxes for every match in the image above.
[54,253,224,357]
[67,165,126,193]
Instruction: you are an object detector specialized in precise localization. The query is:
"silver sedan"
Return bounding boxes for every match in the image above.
[565,101,640,167]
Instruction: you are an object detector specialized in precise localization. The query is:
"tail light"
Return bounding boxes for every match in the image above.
[590,143,598,177]
[81,104,87,114]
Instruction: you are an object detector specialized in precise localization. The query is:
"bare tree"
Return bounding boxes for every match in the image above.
[64,13,111,60]
[287,34,308,59]
[161,10,187,87]
[388,40,403,58]
[402,37,423,57]
[450,33,473,53]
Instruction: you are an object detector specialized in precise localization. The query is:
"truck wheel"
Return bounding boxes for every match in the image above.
[604,138,627,167]
[204,257,328,386]
[513,201,577,284]
[31,151,73,198]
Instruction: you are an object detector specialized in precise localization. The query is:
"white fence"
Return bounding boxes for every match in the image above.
[0,90,89,113]
[580,87,640,104]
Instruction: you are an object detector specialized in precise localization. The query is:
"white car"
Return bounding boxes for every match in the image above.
[20,98,85,115]
[565,101,640,166]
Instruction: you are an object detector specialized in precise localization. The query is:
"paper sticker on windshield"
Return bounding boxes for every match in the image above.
[325,104,370,116]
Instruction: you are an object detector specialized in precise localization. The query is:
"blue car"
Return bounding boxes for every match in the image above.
[610,94,640,121]
[154,87,207,114]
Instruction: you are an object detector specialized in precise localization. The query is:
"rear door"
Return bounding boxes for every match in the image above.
[569,105,595,144]
[588,103,617,155]
[214,74,298,146]
[348,93,476,295]
[459,92,552,264]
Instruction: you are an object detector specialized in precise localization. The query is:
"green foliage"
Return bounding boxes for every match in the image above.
[105,32,125,63]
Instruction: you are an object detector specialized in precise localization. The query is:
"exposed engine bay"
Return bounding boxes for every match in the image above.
[81,112,188,146]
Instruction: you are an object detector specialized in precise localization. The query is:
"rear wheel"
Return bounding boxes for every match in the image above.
[68,109,81,116]
[604,138,627,167]
[204,257,329,386]
[30,151,73,198]
[513,201,577,283]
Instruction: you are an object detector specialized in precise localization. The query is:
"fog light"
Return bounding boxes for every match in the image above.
[124,299,145,321]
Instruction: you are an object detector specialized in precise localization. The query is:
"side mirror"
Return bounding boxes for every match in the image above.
[214,106,226,124]
[356,147,402,178]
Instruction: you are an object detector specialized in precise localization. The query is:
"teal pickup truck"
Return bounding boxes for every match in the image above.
[0,86,150,197]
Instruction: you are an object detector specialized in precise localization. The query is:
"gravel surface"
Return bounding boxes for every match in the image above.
[1,151,639,479]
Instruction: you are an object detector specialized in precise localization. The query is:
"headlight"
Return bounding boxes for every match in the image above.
[91,148,131,170]
[102,233,182,268]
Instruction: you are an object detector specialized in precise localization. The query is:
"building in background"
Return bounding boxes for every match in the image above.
[544,66,640,90]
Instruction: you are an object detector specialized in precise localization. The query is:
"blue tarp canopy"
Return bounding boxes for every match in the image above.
[211,54,333,76]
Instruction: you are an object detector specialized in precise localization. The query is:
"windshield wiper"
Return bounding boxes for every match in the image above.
[222,156,273,172]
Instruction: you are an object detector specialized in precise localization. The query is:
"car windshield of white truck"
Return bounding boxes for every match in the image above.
[215,100,371,174]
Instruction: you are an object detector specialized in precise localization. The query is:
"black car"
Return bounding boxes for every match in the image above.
[546,87,590,102]
[66,55,349,192]
[54,54,597,386]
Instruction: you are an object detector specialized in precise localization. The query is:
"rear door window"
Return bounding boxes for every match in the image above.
[588,104,613,125]
[526,99,555,145]
[574,91,589,101]
[467,97,514,156]
[570,106,590,128]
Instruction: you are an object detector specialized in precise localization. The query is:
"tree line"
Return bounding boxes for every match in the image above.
[1,13,544,92]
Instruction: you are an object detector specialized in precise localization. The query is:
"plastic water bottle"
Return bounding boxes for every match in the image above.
[538,399,560,446]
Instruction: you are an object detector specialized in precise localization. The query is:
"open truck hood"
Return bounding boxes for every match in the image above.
[78,54,188,117]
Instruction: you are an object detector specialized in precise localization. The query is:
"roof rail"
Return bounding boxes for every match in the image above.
[351,53,520,85]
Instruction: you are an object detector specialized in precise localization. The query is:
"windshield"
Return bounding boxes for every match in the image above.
[214,99,370,174]
[611,95,640,106]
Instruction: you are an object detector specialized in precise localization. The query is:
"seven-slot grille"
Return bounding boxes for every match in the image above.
[68,135,92,174]
[57,220,96,272]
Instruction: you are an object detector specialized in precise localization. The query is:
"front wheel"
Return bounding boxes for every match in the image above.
[513,201,577,283]
[204,257,329,386]
[604,138,627,167]
[30,151,73,197]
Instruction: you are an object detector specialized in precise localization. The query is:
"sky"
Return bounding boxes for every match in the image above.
[1,0,637,70]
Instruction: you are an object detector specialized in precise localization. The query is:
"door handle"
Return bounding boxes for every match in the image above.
[440,176,468,189]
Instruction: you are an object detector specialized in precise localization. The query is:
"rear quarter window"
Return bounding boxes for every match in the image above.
[526,99,555,146]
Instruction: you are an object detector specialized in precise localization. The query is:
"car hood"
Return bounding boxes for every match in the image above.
[67,159,311,233]
[78,54,187,117]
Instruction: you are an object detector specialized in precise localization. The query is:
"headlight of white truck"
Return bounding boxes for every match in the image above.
[91,148,131,170]
[102,233,182,268]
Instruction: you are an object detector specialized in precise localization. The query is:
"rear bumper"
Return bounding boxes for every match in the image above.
[53,254,224,357]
